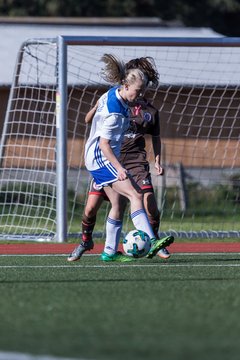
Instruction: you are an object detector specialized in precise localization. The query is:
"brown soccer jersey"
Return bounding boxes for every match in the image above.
[119,100,160,192]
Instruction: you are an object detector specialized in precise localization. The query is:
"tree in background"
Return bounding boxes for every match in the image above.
[168,0,240,36]
[0,0,240,36]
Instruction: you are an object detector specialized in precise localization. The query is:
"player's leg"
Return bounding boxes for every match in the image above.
[143,191,160,237]
[67,180,106,261]
[111,178,155,237]
[127,163,172,259]
[143,191,171,259]
[100,185,133,262]
[82,186,108,243]
[111,179,174,258]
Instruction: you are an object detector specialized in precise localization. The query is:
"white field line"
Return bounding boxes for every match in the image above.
[1,264,240,268]
[1,254,240,268]
[0,351,90,360]
[0,252,240,257]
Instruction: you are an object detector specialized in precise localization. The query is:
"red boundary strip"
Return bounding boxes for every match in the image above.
[0,242,240,255]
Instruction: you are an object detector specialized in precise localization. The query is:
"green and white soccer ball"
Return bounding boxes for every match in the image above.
[123,230,151,258]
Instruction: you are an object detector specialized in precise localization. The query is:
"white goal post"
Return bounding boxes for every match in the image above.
[0,35,240,242]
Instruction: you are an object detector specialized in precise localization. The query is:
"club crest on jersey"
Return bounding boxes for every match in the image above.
[143,112,151,122]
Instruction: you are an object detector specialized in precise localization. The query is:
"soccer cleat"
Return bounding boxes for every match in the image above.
[101,251,135,262]
[146,235,174,259]
[67,240,94,262]
[158,247,171,259]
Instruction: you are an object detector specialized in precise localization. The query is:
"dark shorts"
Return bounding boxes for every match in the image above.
[120,153,154,194]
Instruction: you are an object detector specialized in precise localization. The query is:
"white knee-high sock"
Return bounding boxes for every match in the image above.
[104,217,123,255]
[131,209,155,240]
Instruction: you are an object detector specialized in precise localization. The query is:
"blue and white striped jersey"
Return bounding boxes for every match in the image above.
[84,87,130,171]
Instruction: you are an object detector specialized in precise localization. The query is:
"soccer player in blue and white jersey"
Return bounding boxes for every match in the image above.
[82,54,174,262]
[84,85,129,185]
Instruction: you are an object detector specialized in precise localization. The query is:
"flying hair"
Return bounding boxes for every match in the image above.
[100,53,159,88]
[100,54,125,85]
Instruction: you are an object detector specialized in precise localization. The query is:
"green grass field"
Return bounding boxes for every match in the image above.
[1,253,240,360]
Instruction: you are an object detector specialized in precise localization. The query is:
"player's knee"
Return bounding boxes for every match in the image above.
[84,208,98,219]
[132,191,143,203]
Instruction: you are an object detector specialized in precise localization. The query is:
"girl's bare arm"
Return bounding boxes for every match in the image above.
[85,101,98,124]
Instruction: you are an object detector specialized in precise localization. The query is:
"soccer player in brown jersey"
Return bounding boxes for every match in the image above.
[67,56,173,261]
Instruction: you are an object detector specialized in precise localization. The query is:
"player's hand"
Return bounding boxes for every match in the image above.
[117,167,128,181]
[155,164,164,176]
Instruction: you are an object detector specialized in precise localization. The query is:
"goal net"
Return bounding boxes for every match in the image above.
[0,36,240,241]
